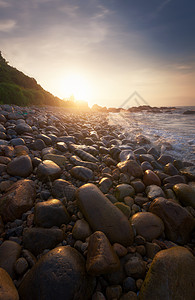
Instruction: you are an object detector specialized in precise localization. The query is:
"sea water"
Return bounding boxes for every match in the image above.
[108,106,195,164]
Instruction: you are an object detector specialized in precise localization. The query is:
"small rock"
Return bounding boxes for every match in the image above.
[37,160,61,182]
[52,179,77,201]
[14,257,29,275]
[125,256,146,278]
[115,184,135,201]
[72,219,92,241]
[70,166,93,181]
[143,170,161,186]
[7,155,33,177]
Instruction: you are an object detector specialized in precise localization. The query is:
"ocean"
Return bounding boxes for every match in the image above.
[108,106,195,164]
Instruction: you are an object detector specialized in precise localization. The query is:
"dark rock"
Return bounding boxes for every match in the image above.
[0,240,21,279]
[70,166,93,181]
[0,179,36,222]
[18,246,95,300]
[34,199,70,228]
[77,183,134,246]
[117,160,143,178]
[143,170,161,186]
[173,183,195,208]
[52,179,77,201]
[7,155,33,177]
[36,160,61,182]
[23,227,64,256]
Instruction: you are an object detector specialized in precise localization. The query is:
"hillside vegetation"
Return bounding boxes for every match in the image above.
[0,52,74,107]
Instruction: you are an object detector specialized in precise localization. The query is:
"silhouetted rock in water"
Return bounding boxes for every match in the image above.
[183,110,195,114]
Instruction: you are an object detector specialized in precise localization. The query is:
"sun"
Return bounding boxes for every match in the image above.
[58,73,92,102]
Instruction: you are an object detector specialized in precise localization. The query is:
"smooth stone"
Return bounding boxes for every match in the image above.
[139,154,154,163]
[0,241,21,279]
[125,256,146,278]
[147,147,159,158]
[32,139,46,151]
[18,246,95,300]
[0,268,19,300]
[52,179,77,201]
[143,170,161,186]
[34,199,70,228]
[131,180,145,193]
[163,175,185,187]
[139,246,195,300]
[10,138,25,146]
[72,219,92,241]
[173,183,195,208]
[43,153,67,167]
[0,179,36,222]
[15,123,32,134]
[117,160,143,178]
[77,184,134,246]
[164,163,179,176]
[36,160,61,182]
[99,177,113,193]
[141,161,153,171]
[130,212,164,241]
[37,134,52,145]
[119,150,135,161]
[7,155,33,177]
[114,202,131,218]
[115,184,135,201]
[0,156,11,164]
[70,166,93,181]
[14,145,29,156]
[113,243,128,257]
[149,197,195,244]
[14,257,28,275]
[145,242,161,259]
[157,154,174,165]
[146,185,165,201]
[123,277,136,292]
[86,231,120,276]
[23,227,64,256]
[180,166,195,180]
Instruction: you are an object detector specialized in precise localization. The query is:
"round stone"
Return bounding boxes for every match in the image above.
[37,160,61,182]
[7,155,33,177]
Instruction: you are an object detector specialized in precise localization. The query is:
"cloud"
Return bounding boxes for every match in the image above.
[0,0,11,8]
[0,19,16,32]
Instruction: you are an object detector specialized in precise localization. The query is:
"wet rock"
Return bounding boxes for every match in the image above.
[37,160,61,182]
[23,227,64,256]
[0,179,36,222]
[77,183,134,246]
[130,212,164,241]
[0,268,19,300]
[70,166,93,181]
[139,154,154,163]
[143,170,161,186]
[115,184,135,201]
[164,162,179,176]
[157,154,174,165]
[119,150,135,162]
[7,155,33,177]
[117,160,143,178]
[163,175,185,187]
[34,199,70,228]
[52,179,77,201]
[10,137,25,146]
[86,231,120,275]
[139,246,195,300]
[146,185,165,201]
[149,197,195,244]
[141,161,153,171]
[72,219,92,241]
[173,183,195,208]
[18,246,95,300]
[0,240,21,279]
[37,134,52,145]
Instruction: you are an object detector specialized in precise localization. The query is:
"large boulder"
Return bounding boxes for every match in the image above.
[18,246,95,300]
[86,231,120,275]
[173,183,195,208]
[37,160,61,182]
[0,268,19,300]
[0,179,36,222]
[117,160,143,178]
[77,183,134,246]
[34,199,70,228]
[149,198,195,244]
[6,155,33,177]
[139,246,195,300]
[130,212,164,241]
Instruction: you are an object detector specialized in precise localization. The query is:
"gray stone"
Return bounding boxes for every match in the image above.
[77,183,134,246]
[18,246,95,300]
[34,199,70,228]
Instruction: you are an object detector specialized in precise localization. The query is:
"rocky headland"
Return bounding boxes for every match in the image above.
[0,104,194,300]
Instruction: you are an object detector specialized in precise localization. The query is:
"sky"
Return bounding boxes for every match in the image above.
[0,0,195,108]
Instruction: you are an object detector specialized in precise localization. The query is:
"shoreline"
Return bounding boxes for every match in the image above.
[0,104,194,299]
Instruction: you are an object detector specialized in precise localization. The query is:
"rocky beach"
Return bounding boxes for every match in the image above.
[0,104,194,300]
